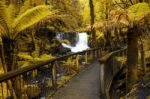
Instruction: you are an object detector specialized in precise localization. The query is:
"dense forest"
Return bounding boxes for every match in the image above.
[0,0,150,99]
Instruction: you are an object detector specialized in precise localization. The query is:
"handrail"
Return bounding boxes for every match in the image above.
[99,46,127,63]
[0,48,99,82]
[99,47,127,99]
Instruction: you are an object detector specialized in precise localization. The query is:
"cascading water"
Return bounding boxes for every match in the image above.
[39,33,89,99]
[62,32,89,53]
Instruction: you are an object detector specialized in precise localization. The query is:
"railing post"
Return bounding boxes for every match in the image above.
[112,55,116,77]
[125,49,127,56]
[51,62,57,90]
[90,50,92,61]
[106,89,110,99]
[6,80,17,99]
[32,69,37,78]
[96,49,98,58]
[76,54,79,72]
[92,50,94,59]
[85,52,88,64]
[98,49,101,58]
[100,48,102,57]
[99,62,105,98]
[94,49,97,59]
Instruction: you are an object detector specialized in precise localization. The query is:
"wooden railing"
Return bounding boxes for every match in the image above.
[0,48,101,99]
[99,47,127,99]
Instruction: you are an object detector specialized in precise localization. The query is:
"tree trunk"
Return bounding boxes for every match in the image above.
[89,0,96,48]
[0,38,17,98]
[105,0,109,19]
[127,31,138,91]
[105,30,113,50]
[2,38,15,71]
[0,44,7,72]
[2,37,28,98]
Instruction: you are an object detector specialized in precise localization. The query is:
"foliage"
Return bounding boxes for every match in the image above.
[79,0,109,27]
[23,84,41,98]
[62,57,76,68]
[0,83,10,98]
[0,0,56,40]
[0,0,58,73]
[62,57,77,74]
[46,0,82,32]
[110,3,150,28]
[18,52,55,67]
[0,64,4,74]
[128,3,150,21]
[61,39,71,45]
[96,31,104,40]
[116,56,127,64]
[79,0,90,26]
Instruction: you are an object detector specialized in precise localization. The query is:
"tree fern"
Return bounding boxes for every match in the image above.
[128,3,150,21]
[0,1,57,73]
[0,1,57,39]
[12,5,56,39]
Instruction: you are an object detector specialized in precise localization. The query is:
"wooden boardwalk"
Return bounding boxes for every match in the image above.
[51,61,100,99]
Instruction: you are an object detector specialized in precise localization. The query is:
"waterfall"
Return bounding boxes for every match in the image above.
[62,32,89,53]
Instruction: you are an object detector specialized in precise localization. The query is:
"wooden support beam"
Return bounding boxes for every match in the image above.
[85,52,88,64]
[76,55,79,72]
[51,62,57,90]
[100,63,105,98]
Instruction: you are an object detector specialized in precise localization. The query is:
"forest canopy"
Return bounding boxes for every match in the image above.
[0,0,150,99]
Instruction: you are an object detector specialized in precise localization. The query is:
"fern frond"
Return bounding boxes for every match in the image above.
[0,0,9,36]
[12,5,56,39]
[128,3,150,21]
[5,4,18,28]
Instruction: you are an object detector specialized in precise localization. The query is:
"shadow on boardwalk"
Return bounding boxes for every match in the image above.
[51,61,100,99]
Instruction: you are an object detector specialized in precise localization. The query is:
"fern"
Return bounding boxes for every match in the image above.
[62,57,76,66]
[116,56,127,64]
[96,31,104,40]
[18,52,55,67]
[0,1,57,40]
